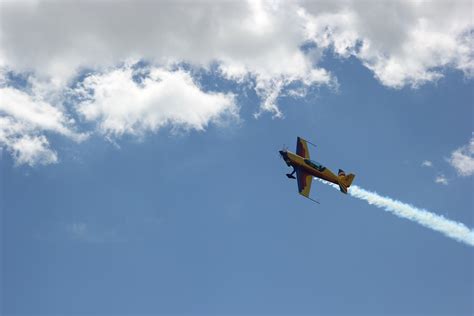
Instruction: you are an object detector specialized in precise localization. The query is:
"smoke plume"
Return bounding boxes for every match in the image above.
[318,180,474,247]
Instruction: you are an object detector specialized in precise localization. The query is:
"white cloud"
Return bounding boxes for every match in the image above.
[0,87,86,166]
[8,132,57,166]
[422,160,433,167]
[301,0,473,88]
[0,87,82,138]
[0,0,473,165]
[75,67,237,137]
[2,1,470,112]
[449,136,474,176]
[435,175,449,185]
[0,0,334,116]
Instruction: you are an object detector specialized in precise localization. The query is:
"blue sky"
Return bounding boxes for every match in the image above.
[1,1,474,315]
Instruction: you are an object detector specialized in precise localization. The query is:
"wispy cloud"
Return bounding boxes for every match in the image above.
[0,87,87,166]
[64,222,121,243]
[449,135,474,176]
[421,160,433,167]
[435,175,449,185]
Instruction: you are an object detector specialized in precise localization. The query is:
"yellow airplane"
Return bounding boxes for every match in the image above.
[279,137,355,202]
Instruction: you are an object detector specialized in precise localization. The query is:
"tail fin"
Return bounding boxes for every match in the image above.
[338,169,355,194]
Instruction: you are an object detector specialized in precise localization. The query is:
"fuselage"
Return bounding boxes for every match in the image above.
[279,150,339,185]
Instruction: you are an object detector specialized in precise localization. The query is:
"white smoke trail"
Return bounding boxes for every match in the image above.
[318,179,474,247]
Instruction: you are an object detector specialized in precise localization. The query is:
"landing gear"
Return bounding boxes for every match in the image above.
[286,168,296,179]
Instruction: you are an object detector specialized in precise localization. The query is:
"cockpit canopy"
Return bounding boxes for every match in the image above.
[304,159,326,172]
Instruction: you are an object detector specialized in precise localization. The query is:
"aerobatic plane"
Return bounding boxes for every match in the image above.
[279,137,355,203]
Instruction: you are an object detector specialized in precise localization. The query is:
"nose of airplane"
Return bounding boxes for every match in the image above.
[279,150,291,166]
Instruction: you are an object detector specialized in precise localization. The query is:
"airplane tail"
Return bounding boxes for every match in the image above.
[337,169,355,194]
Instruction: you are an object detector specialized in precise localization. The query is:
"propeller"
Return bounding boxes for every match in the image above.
[277,144,288,159]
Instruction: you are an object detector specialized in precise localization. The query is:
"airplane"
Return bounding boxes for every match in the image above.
[279,137,355,202]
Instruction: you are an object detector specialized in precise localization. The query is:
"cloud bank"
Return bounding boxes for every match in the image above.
[303,1,473,87]
[0,0,473,165]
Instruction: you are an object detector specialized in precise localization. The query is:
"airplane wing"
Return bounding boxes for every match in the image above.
[296,137,310,159]
[296,168,313,198]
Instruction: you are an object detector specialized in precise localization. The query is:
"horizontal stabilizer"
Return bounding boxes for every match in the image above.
[338,171,355,194]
